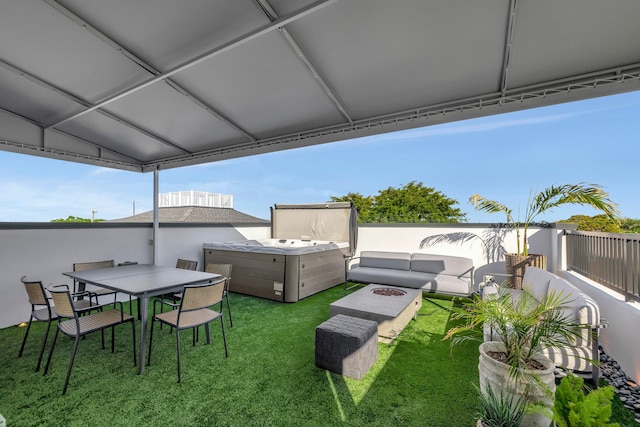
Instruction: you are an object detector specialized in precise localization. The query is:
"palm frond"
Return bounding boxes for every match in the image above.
[526,183,620,225]
[469,194,514,223]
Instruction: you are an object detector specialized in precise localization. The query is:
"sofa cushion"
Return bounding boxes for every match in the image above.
[410,253,473,278]
[347,266,471,297]
[542,346,593,373]
[418,274,472,297]
[359,251,411,270]
[548,278,599,347]
[520,267,555,302]
[348,266,414,287]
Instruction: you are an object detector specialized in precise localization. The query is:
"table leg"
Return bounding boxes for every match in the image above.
[138,297,149,374]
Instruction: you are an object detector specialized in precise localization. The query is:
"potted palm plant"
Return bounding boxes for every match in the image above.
[470,183,620,288]
[445,287,583,427]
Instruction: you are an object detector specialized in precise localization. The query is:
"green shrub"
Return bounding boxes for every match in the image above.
[552,375,618,427]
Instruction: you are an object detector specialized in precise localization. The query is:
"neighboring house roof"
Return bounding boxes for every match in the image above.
[108,206,268,223]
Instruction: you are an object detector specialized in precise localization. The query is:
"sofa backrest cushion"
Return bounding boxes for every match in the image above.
[521,267,554,302]
[359,251,411,270]
[410,253,473,278]
[547,277,599,346]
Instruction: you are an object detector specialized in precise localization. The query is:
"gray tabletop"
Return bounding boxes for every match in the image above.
[63,264,219,298]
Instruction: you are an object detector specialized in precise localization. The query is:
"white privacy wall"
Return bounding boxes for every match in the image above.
[0,227,152,329]
[0,224,270,329]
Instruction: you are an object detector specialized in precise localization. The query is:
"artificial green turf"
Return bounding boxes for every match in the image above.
[1,285,632,426]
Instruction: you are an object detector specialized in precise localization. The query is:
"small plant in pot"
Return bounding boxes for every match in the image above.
[445,287,584,427]
[470,183,620,288]
[476,382,526,427]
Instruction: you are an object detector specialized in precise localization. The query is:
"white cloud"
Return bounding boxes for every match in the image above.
[381,111,587,141]
[88,167,122,177]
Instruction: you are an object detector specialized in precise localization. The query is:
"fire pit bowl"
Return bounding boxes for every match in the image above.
[372,288,407,296]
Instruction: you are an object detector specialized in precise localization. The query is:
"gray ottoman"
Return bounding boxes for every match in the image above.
[315,314,378,379]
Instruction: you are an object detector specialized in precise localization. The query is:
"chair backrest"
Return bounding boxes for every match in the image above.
[180,279,225,312]
[72,260,116,293]
[176,259,198,271]
[73,260,116,272]
[48,287,77,318]
[21,276,48,306]
[205,263,232,283]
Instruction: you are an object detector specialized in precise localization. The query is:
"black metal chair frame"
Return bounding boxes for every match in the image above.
[147,279,228,383]
[157,259,198,330]
[43,286,137,395]
[205,263,233,327]
[18,276,58,372]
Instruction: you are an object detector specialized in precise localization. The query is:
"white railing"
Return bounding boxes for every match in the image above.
[159,190,233,208]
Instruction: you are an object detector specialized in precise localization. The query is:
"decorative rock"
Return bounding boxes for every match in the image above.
[598,347,640,424]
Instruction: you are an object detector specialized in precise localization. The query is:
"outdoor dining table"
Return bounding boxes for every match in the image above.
[62,263,220,374]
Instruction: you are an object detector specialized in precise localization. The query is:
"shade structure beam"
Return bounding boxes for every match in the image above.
[142,62,640,171]
[162,80,256,143]
[0,97,142,166]
[0,58,188,157]
[254,0,352,123]
[499,0,519,98]
[44,0,254,151]
[46,0,342,130]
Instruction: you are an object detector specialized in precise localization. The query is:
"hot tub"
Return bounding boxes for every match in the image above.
[203,203,357,302]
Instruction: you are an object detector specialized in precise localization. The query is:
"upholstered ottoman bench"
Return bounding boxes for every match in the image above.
[315,314,378,379]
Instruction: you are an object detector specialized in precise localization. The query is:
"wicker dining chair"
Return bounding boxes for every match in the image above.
[176,258,198,271]
[147,278,228,383]
[157,259,199,329]
[43,285,136,395]
[18,276,59,372]
[72,260,118,303]
[205,263,233,327]
[159,258,198,303]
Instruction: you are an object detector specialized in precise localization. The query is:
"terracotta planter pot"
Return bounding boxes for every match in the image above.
[504,253,547,290]
[479,341,555,427]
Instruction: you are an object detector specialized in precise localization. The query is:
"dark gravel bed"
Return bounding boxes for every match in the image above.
[599,347,640,424]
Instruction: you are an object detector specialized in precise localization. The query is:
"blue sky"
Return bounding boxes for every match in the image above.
[1,90,639,223]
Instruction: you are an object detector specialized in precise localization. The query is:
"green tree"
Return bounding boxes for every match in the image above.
[559,215,640,234]
[50,215,104,223]
[331,181,466,223]
[560,215,622,233]
[330,192,375,222]
[620,218,640,234]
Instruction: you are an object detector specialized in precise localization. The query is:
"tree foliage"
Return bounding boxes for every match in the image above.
[330,181,466,223]
[330,192,375,222]
[50,215,104,223]
[560,215,640,234]
[560,215,622,233]
[620,218,640,234]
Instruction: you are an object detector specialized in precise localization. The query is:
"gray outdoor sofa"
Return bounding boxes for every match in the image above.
[346,251,474,297]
